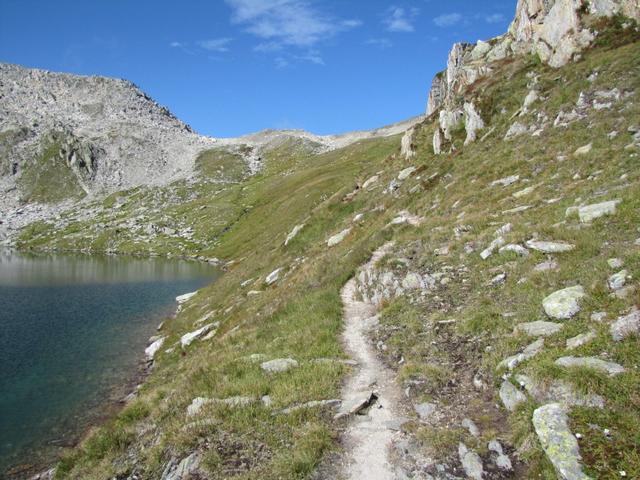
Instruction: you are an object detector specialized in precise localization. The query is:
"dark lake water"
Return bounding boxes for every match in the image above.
[0,252,219,476]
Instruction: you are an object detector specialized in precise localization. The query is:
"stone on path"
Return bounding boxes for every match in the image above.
[515,321,563,337]
[532,403,592,480]
[577,200,621,223]
[543,286,585,320]
[334,391,378,419]
[327,228,352,247]
[458,443,484,480]
[261,358,299,373]
[526,240,575,253]
[280,399,341,415]
[610,308,640,341]
[499,380,527,411]
[554,356,625,376]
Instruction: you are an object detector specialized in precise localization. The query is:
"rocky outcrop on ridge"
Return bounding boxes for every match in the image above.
[426,0,639,154]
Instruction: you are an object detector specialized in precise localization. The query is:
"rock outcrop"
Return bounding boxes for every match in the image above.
[426,0,639,154]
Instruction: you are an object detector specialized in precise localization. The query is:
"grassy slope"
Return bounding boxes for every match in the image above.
[17,32,640,480]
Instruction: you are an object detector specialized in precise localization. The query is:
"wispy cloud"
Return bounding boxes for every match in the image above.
[197,38,233,52]
[484,13,506,24]
[433,13,462,27]
[385,6,419,33]
[366,38,393,49]
[169,41,186,48]
[224,0,361,48]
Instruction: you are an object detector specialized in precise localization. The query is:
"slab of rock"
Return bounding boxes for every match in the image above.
[284,224,305,246]
[505,122,528,140]
[534,260,559,272]
[566,331,596,350]
[500,244,530,256]
[162,453,201,480]
[462,418,480,437]
[608,270,628,290]
[398,166,417,181]
[610,308,640,341]
[187,396,255,417]
[181,323,217,348]
[415,402,438,421]
[498,338,544,370]
[145,336,166,360]
[280,399,341,414]
[515,321,563,337]
[488,439,513,471]
[335,391,378,419]
[176,291,197,304]
[513,185,536,198]
[532,403,591,480]
[500,380,527,411]
[362,175,379,190]
[515,375,604,409]
[574,143,593,156]
[261,358,299,373]
[490,174,520,187]
[555,356,625,376]
[327,228,352,247]
[578,200,621,223]
[526,240,575,253]
[458,442,484,480]
[265,268,282,285]
[543,286,585,320]
[480,236,506,260]
[389,210,424,227]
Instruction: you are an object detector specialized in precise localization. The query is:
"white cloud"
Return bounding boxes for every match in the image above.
[198,38,233,52]
[170,41,186,48]
[433,13,462,27]
[365,38,393,49]
[385,7,419,33]
[484,13,506,24]
[224,0,361,48]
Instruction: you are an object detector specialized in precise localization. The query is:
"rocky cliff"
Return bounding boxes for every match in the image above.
[426,0,639,154]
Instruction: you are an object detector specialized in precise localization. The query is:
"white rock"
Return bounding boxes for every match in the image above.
[458,443,484,480]
[532,404,591,480]
[591,312,607,322]
[490,174,520,187]
[526,240,575,253]
[261,358,299,373]
[464,102,484,145]
[534,260,559,272]
[554,356,625,376]
[574,143,593,156]
[181,323,217,347]
[607,258,624,269]
[186,396,255,417]
[415,402,438,420]
[610,308,640,341]
[327,228,352,247]
[543,286,585,320]
[462,418,480,437]
[480,236,506,260]
[498,338,545,370]
[608,270,628,291]
[500,244,530,256]
[362,175,379,190]
[398,166,417,181]
[401,128,416,159]
[145,336,166,360]
[505,122,528,139]
[523,90,539,111]
[513,185,536,198]
[500,380,527,411]
[176,291,197,304]
[566,331,596,350]
[515,321,563,337]
[578,200,621,223]
[162,453,201,480]
[284,224,305,246]
[488,439,513,471]
[265,268,283,285]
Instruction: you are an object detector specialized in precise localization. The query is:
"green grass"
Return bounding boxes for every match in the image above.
[14,31,640,480]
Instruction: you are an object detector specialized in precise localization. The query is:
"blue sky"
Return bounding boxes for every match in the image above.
[0,0,515,137]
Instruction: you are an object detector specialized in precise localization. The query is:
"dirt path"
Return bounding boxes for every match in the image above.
[339,244,405,480]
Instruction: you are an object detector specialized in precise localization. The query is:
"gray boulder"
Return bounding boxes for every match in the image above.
[578,200,621,223]
[610,308,640,341]
[543,286,585,320]
[554,356,625,376]
[532,404,591,480]
[261,358,299,373]
[458,442,484,480]
[499,380,527,411]
[515,320,563,337]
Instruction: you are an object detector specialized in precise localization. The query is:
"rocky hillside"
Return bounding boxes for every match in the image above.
[8,1,640,479]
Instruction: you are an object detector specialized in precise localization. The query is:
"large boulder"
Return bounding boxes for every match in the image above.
[542,286,585,320]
